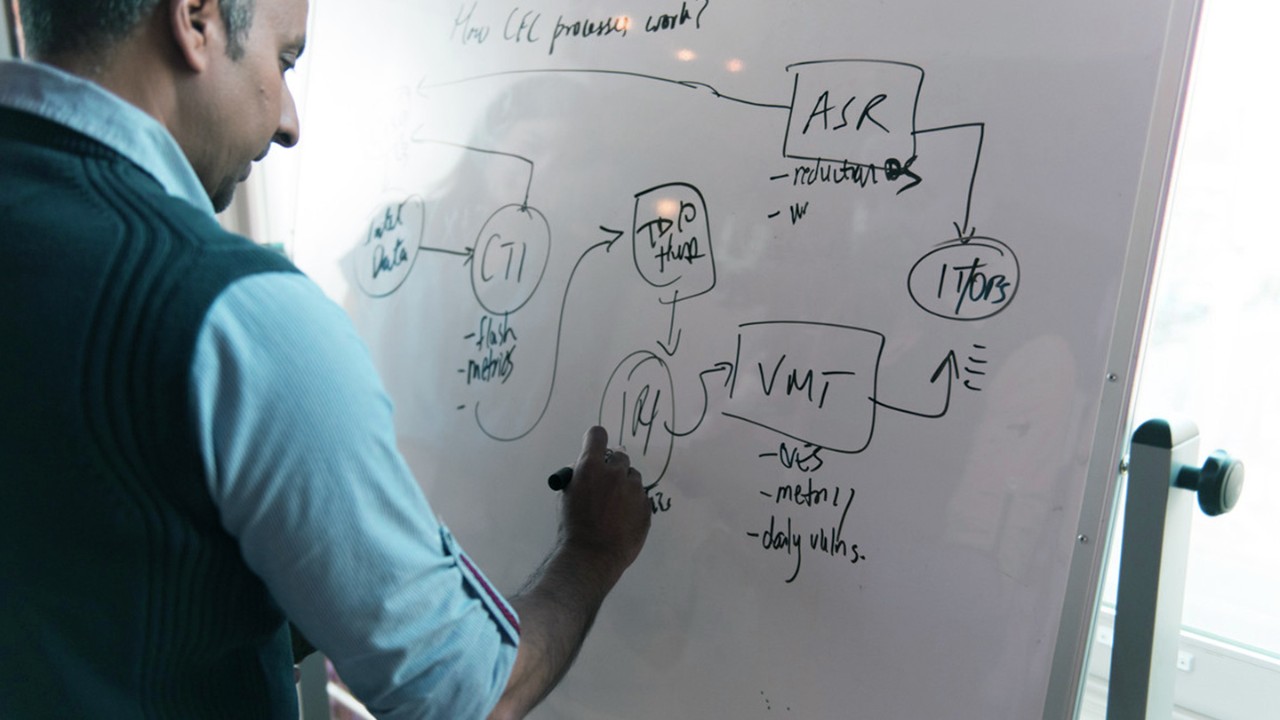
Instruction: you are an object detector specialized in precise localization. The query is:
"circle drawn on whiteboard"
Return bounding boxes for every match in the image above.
[471,204,551,315]
[908,236,1020,321]
[599,351,676,491]
[354,196,425,297]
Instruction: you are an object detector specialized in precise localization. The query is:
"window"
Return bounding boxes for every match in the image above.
[1083,2,1280,717]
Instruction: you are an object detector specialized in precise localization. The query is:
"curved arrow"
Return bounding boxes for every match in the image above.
[411,138,537,210]
[870,350,959,419]
[663,363,734,437]
[475,226,623,441]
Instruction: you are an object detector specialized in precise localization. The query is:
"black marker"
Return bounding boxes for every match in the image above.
[547,466,573,491]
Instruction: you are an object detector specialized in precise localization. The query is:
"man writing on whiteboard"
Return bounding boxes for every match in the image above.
[0,1,651,717]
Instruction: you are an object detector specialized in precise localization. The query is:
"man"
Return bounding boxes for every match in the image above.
[0,1,651,718]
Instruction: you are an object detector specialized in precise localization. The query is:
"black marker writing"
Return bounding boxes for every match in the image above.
[936,258,1011,315]
[372,239,411,279]
[810,489,859,563]
[791,157,920,193]
[463,314,518,385]
[466,348,515,384]
[768,477,842,508]
[637,200,707,273]
[747,514,803,584]
[789,201,809,224]
[451,2,490,45]
[645,1,708,32]
[548,14,631,56]
[801,91,888,134]
[649,490,673,514]
[471,314,517,352]
[504,8,541,43]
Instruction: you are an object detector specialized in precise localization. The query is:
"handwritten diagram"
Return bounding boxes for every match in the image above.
[295,2,1201,716]
[347,56,1020,576]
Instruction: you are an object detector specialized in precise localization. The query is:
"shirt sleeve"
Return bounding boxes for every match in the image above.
[190,271,518,720]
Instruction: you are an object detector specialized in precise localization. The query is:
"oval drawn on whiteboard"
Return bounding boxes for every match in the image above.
[354,196,425,297]
[471,204,552,316]
[908,236,1020,321]
[598,351,675,491]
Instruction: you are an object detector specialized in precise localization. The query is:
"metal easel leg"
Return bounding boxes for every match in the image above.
[1106,419,1244,719]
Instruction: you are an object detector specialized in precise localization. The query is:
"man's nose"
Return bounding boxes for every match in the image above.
[274,87,301,148]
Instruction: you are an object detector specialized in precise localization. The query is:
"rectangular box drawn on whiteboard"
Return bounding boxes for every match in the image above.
[783,59,924,167]
[726,321,884,454]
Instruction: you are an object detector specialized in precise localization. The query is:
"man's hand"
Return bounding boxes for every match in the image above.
[561,426,651,576]
[487,426,652,720]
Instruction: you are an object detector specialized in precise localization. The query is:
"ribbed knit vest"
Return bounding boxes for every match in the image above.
[0,106,300,718]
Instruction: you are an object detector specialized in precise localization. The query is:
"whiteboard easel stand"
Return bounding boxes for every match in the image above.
[1106,419,1243,719]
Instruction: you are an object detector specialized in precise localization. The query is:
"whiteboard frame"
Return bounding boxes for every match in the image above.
[285,0,1211,714]
[1044,0,1204,716]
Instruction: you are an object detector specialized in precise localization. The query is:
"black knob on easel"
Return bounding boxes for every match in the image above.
[1174,450,1244,517]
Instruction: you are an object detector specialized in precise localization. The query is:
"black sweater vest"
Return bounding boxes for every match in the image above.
[0,106,301,718]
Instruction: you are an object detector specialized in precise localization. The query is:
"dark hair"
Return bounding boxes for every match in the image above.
[18,0,255,61]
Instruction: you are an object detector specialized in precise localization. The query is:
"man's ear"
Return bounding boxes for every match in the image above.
[169,0,225,72]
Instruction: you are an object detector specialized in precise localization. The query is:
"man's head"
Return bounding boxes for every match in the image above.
[17,0,307,213]
[19,0,255,62]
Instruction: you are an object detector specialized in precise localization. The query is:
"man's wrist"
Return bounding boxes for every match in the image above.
[550,538,629,595]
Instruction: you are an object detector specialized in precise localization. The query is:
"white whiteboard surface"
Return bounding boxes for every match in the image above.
[290,2,1200,718]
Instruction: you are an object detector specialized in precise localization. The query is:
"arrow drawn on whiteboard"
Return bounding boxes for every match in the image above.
[419,69,792,112]
[871,351,960,419]
[915,122,985,241]
[474,227,623,441]
[419,243,475,264]
[411,137,537,210]
[657,289,682,356]
[664,363,734,438]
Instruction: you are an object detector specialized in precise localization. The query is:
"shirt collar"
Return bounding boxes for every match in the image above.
[0,59,216,216]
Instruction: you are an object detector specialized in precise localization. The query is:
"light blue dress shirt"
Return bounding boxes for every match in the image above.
[0,60,518,720]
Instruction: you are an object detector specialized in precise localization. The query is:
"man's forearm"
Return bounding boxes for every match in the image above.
[488,427,650,720]
[487,541,625,720]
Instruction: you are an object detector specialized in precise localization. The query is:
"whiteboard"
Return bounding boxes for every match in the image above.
[289,1,1201,717]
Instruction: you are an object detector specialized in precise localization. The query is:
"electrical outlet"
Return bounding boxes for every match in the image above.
[1096,626,1114,647]
[1177,650,1195,672]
